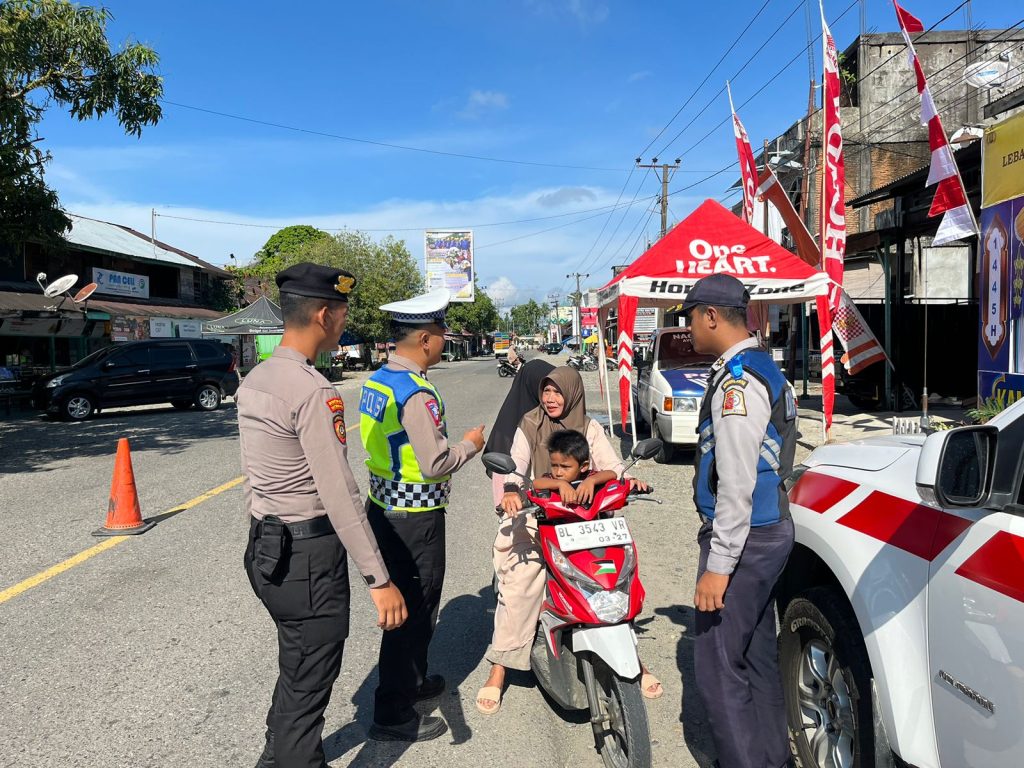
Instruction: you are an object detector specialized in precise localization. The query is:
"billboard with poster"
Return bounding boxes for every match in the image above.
[978,112,1024,400]
[425,230,474,302]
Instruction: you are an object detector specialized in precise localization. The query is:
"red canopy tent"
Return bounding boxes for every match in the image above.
[594,199,829,436]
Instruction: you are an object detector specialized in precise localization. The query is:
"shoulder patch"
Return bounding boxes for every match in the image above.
[424,398,442,427]
[326,396,345,414]
[333,413,347,444]
[721,387,747,417]
[359,387,388,422]
[784,388,797,421]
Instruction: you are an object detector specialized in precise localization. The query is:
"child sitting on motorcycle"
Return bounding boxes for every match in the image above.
[478,369,662,714]
[531,428,617,506]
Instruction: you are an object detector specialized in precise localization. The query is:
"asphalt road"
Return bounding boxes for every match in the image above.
[0,353,719,768]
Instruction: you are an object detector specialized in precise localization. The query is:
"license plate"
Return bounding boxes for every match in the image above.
[555,518,632,552]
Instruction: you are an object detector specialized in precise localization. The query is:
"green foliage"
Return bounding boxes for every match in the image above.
[237,231,423,343]
[508,299,548,334]
[254,225,330,269]
[446,287,500,336]
[0,0,162,243]
[967,397,1008,425]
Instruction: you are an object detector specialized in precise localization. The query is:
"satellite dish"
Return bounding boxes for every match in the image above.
[73,282,98,303]
[43,274,78,298]
[36,272,49,290]
[965,57,1021,90]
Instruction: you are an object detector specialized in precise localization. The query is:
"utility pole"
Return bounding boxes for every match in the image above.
[635,157,681,239]
[566,272,589,345]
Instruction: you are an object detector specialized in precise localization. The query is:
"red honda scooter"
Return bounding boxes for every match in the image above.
[483,438,663,768]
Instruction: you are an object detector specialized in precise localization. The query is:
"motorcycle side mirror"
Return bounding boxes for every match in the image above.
[632,438,663,460]
[482,452,517,476]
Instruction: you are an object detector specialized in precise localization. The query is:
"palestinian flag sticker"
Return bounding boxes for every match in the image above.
[593,560,617,576]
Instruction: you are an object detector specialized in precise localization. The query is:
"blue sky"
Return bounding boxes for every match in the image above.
[39,0,1021,306]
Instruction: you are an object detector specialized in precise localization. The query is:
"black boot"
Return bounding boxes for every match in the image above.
[253,730,274,768]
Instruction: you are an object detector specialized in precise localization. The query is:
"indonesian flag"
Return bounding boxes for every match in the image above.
[893,0,978,244]
[831,288,890,374]
[728,81,759,225]
[617,295,638,431]
[816,295,836,434]
[756,166,820,267]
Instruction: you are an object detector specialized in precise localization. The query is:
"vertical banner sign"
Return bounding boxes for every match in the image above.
[979,205,1011,369]
[727,81,758,225]
[820,3,846,310]
[425,230,474,302]
[617,295,638,431]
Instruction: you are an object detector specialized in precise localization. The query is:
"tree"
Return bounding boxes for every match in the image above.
[446,286,500,336]
[254,225,330,267]
[269,231,423,343]
[0,1,162,243]
[509,299,546,335]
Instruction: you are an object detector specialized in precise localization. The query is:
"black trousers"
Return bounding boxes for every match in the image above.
[365,501,446,725]
[244,518,350,768]
[694,517,794,768]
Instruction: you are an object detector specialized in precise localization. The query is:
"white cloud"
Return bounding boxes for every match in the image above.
[457,90,510,119]
[484,277,519,309]
[627,70,652,83]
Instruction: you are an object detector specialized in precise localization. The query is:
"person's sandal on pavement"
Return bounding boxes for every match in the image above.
[641,671,664,700]
[368,714,448,742]
[475,685,503,715]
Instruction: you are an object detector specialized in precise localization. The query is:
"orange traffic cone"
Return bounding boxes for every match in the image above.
[93,438,155,536]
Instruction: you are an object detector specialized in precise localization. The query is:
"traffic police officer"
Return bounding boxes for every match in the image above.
[359,288,485,741]
[684,274,797,768]
[239,263,407,768]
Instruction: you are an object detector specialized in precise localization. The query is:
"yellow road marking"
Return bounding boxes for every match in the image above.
[0,475,245,606]
[0,418,363,606]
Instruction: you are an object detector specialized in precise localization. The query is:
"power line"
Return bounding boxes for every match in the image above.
[569,166,636,274]
[160,99,628,173]
[577,168,652,273]
[636,0,776,158]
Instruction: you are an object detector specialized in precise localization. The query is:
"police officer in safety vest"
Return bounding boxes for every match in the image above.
[359,288,485,742]
[685,274,797,768]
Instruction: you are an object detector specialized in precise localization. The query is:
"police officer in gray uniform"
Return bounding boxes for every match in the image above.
[239,263,407,768]
[684,274,797,768]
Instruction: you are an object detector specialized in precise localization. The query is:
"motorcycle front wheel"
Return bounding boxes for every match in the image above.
[498,367,512,377]
[583,657,651,768]
[583,361,598,372]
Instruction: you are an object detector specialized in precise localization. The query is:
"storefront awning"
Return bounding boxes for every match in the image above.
[87,299,224,320]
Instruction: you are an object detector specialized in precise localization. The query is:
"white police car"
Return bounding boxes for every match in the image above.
[779,398,1024,767]
[632,327,715,462]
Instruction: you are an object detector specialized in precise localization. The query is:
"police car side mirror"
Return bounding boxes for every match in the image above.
[482,452,517,476]
[916,426,996,507]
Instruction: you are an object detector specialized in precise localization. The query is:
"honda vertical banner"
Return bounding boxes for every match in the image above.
[820,2,846,309]
[425,230,474,302]
[617,295,638,431]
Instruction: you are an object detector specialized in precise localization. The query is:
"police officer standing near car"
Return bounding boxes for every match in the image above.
[239,263,407,768]
[684,274,797,768]
[359,288,485,741]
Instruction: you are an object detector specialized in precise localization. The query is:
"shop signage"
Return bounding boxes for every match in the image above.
[150,318,173,338]
[93,268,149,299]
[176,320,202,338]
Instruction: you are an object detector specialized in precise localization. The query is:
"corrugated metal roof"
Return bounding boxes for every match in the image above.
[65,215,197,267]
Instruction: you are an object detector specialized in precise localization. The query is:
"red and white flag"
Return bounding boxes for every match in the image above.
[893,0,978,244]
[728,81,759,225]
[617,295,637,431]
[831,288,889,374]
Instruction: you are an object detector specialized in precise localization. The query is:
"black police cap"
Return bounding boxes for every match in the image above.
[681,273,750,315]
[275,263,356,301]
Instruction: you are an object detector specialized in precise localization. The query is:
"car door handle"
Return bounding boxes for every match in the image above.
[137,369,150,374]
[185,364,197,369]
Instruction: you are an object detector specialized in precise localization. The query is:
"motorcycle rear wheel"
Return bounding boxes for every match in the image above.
[584,657,651,768]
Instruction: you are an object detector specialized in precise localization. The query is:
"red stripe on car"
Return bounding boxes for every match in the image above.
[837,491,971,561]
[790,471,859,514]
[955,531,1024,603]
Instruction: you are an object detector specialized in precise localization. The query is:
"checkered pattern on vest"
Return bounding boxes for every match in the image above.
[369,475,452,510]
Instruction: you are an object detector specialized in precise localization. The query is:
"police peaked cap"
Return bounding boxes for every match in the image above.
[276,263,356,301]
[681,273,750,314]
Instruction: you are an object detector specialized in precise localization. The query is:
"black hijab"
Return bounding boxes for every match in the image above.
[485,359,556,459]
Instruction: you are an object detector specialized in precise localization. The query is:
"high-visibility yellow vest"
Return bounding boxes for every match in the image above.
[359,366,451,512]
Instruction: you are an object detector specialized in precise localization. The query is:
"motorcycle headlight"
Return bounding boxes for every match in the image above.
[615,544,637,588]
[672,396,698,412]
[46,375,67,388]
[546,540,600,589]
[587,590,630,623]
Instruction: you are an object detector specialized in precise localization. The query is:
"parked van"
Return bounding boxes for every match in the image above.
[33,339,239,421]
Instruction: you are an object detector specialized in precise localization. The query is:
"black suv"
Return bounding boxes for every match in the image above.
[34,339,240,421]
[540,342,564,354]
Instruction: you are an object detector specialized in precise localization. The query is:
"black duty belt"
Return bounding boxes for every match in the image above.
[251,514,334,540]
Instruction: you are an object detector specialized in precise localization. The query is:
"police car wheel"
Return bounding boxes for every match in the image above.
[780,587,880,768]
[62,393,95,421]
[194,384,222,411]
[650,414,674,463]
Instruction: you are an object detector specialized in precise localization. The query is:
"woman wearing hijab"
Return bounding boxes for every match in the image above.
[476,366,661,714]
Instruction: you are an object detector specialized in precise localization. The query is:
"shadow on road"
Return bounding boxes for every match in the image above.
[323,585,494,766]
[654,604,715,768]
[0,404,238,474]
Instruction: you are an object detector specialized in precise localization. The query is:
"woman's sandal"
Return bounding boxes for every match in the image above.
[475,685,503,715]
[641,672,664,700]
